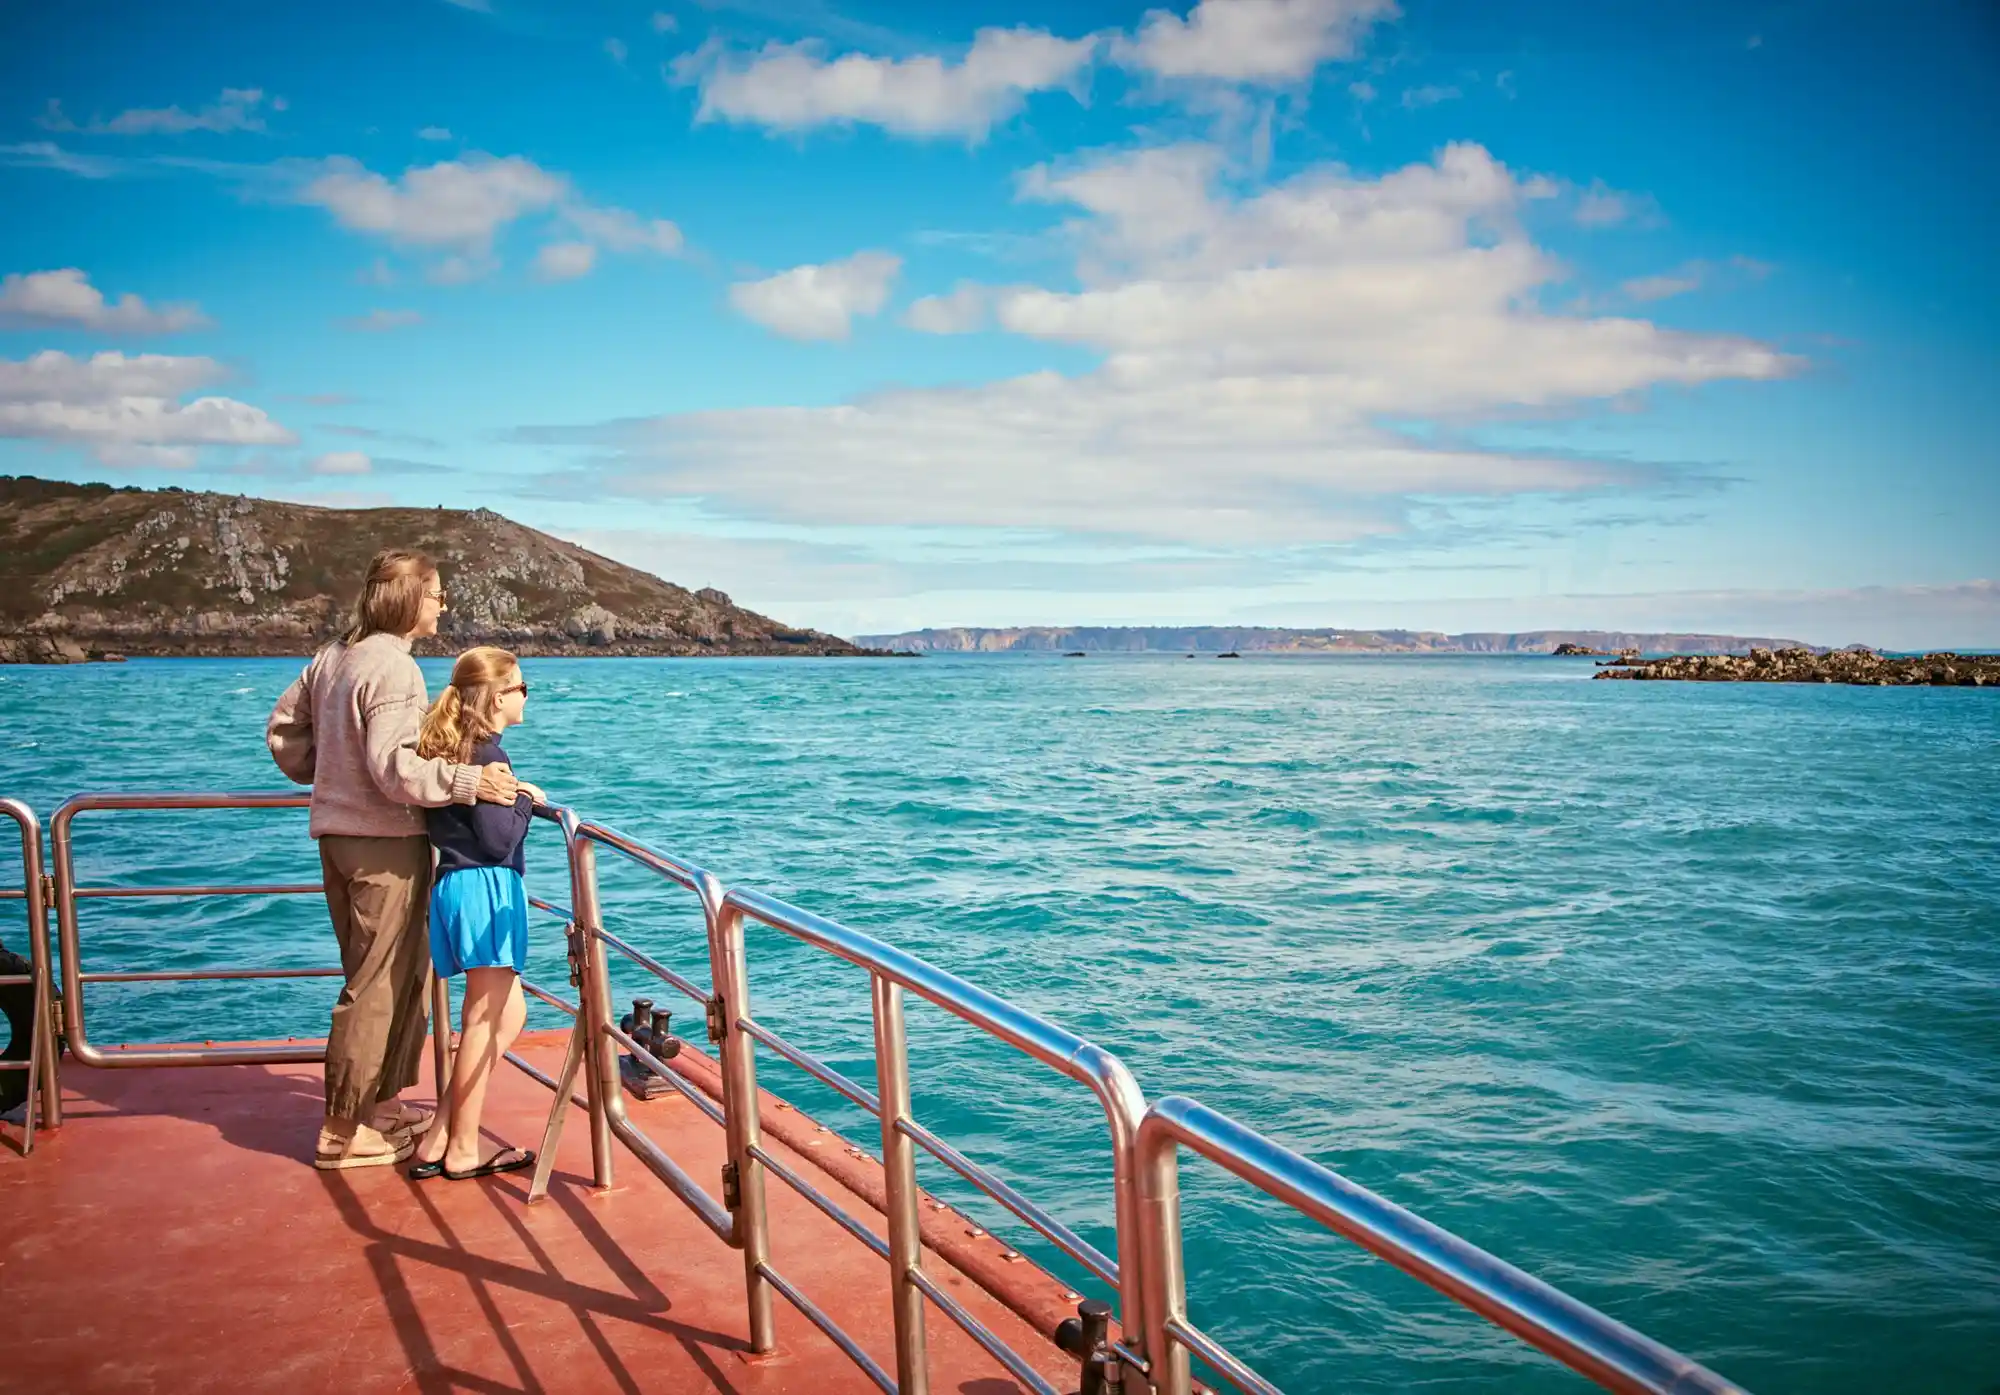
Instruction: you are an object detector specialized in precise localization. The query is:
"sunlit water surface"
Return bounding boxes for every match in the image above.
[1,654,1995,1394]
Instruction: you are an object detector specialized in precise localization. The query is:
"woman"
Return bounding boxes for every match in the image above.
[266,549,519,1169]
[408,646,545,1180]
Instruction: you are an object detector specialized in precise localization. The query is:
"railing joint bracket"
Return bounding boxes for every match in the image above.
[705,992,726,1043]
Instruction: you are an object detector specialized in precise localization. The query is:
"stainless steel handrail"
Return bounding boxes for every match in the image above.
[0,798,58,1148]
[49,792,338,1069]
[522,812,778,1357]
[1134,1096,1746,1395]
[721,884,1151,1393]
[898,1113,1120,1289]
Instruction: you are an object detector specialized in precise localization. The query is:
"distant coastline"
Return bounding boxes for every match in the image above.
[856,625,1821,655]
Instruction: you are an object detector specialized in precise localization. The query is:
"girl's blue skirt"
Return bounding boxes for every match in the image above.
[430,865,528,976]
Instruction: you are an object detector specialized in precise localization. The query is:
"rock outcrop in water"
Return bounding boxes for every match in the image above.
[1594,648,1998,686]
[0,475,875,660]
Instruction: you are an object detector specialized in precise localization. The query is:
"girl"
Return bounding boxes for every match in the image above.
[407,646,547,1181]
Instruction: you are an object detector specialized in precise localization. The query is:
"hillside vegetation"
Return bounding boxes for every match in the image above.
[0,476,868,659]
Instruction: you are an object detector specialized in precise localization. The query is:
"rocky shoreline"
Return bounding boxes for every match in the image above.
[1,477,888,664]
[0,635,887,664]
[1594,648,1997,686]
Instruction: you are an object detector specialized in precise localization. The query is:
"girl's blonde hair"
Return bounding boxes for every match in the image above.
[416,646,519,762]
[343,548,437,644]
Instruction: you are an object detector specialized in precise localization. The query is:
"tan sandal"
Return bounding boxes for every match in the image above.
[315,1123,417,1171]
[371,1101,435,1139]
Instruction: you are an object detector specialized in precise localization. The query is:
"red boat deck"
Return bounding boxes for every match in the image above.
[0,1031,1083,1394]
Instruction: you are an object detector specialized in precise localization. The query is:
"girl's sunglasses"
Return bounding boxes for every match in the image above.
[501,681,530,696]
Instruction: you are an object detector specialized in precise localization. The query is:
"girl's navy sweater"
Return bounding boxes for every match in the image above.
[427,736,532,876]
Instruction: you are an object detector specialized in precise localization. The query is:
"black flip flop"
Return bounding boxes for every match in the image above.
[443,1148,535,1182]
[408,1159,445,1181]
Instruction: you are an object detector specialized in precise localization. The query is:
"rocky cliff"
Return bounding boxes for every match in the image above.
[0,476,872,660]
[856,625,1816,655]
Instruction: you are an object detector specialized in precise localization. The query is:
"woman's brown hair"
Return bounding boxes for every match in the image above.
[416,646,519,763]
[342,548,437,644]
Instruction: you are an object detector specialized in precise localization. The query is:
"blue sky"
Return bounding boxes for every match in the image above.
[3,0,1995,646]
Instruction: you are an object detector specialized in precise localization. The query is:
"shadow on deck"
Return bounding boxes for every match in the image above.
[0,1031,1076,1395]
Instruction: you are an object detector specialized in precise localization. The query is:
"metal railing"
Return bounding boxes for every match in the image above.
[715,884,1147,1395]
[48,792,471,1098]
[0,797,58,1149]
[50,792,341,1070]
[1134,1096,1742,1395]
[7,788,1752,1395]
[522,813,776,1356]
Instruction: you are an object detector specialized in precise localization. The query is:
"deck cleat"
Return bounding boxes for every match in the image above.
[617,997,681,1099]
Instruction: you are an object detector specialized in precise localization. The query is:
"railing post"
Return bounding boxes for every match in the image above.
[871,971,929,1394]
[1073,1042,1151,1373]
[706,888,776,1353]
[428,969,453,1111]
[1135,1128,1189,1395]
[569,836,616,1189]
[1,799,59,1144]
[48,799,89,1070]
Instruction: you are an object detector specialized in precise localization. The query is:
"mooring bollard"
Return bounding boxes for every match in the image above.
[1054,1298,1119,1395]
[617,997,682,1099]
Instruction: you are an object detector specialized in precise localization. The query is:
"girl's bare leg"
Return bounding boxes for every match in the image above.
[414,968,525,1171]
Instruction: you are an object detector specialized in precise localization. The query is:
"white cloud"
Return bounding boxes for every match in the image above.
[427,254,495,284]
[674,27,1098,140]
[605,37,629,65]
[0,350,294,466]
[339,307,423,331]
[0,350,221,403]
[534,242,597,281]
[0,142,129,179]
[1116,0,1396,84]
[0,269,209,333]
[295,154,681,279]
[563,204,683,255]
[729,251,902,340]
[1349,581,2000,652]
[1622,270,1703,303]
[569,143,1799,544]
[417,126,454,141]
[1348,80,1376,102]
[40,89,276,136]
[299,154,569,251]
[1574,179,1644,228]
[310,450,373,475]
[652,11,678,33]
[905,282,990,334]
[1622,256,1773,303]
[1401,83,1459,108]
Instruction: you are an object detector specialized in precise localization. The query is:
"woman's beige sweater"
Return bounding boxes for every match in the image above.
[266,632,480,838]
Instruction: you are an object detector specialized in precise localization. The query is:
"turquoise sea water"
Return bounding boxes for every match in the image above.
[1,654,1996,1394]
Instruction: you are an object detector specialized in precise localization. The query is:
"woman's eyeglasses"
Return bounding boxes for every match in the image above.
[425,589,448,604]
[501,682,530,696]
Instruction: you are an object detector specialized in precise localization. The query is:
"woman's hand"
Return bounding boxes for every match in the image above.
[517,780,548,806]
[475,763,520,805]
